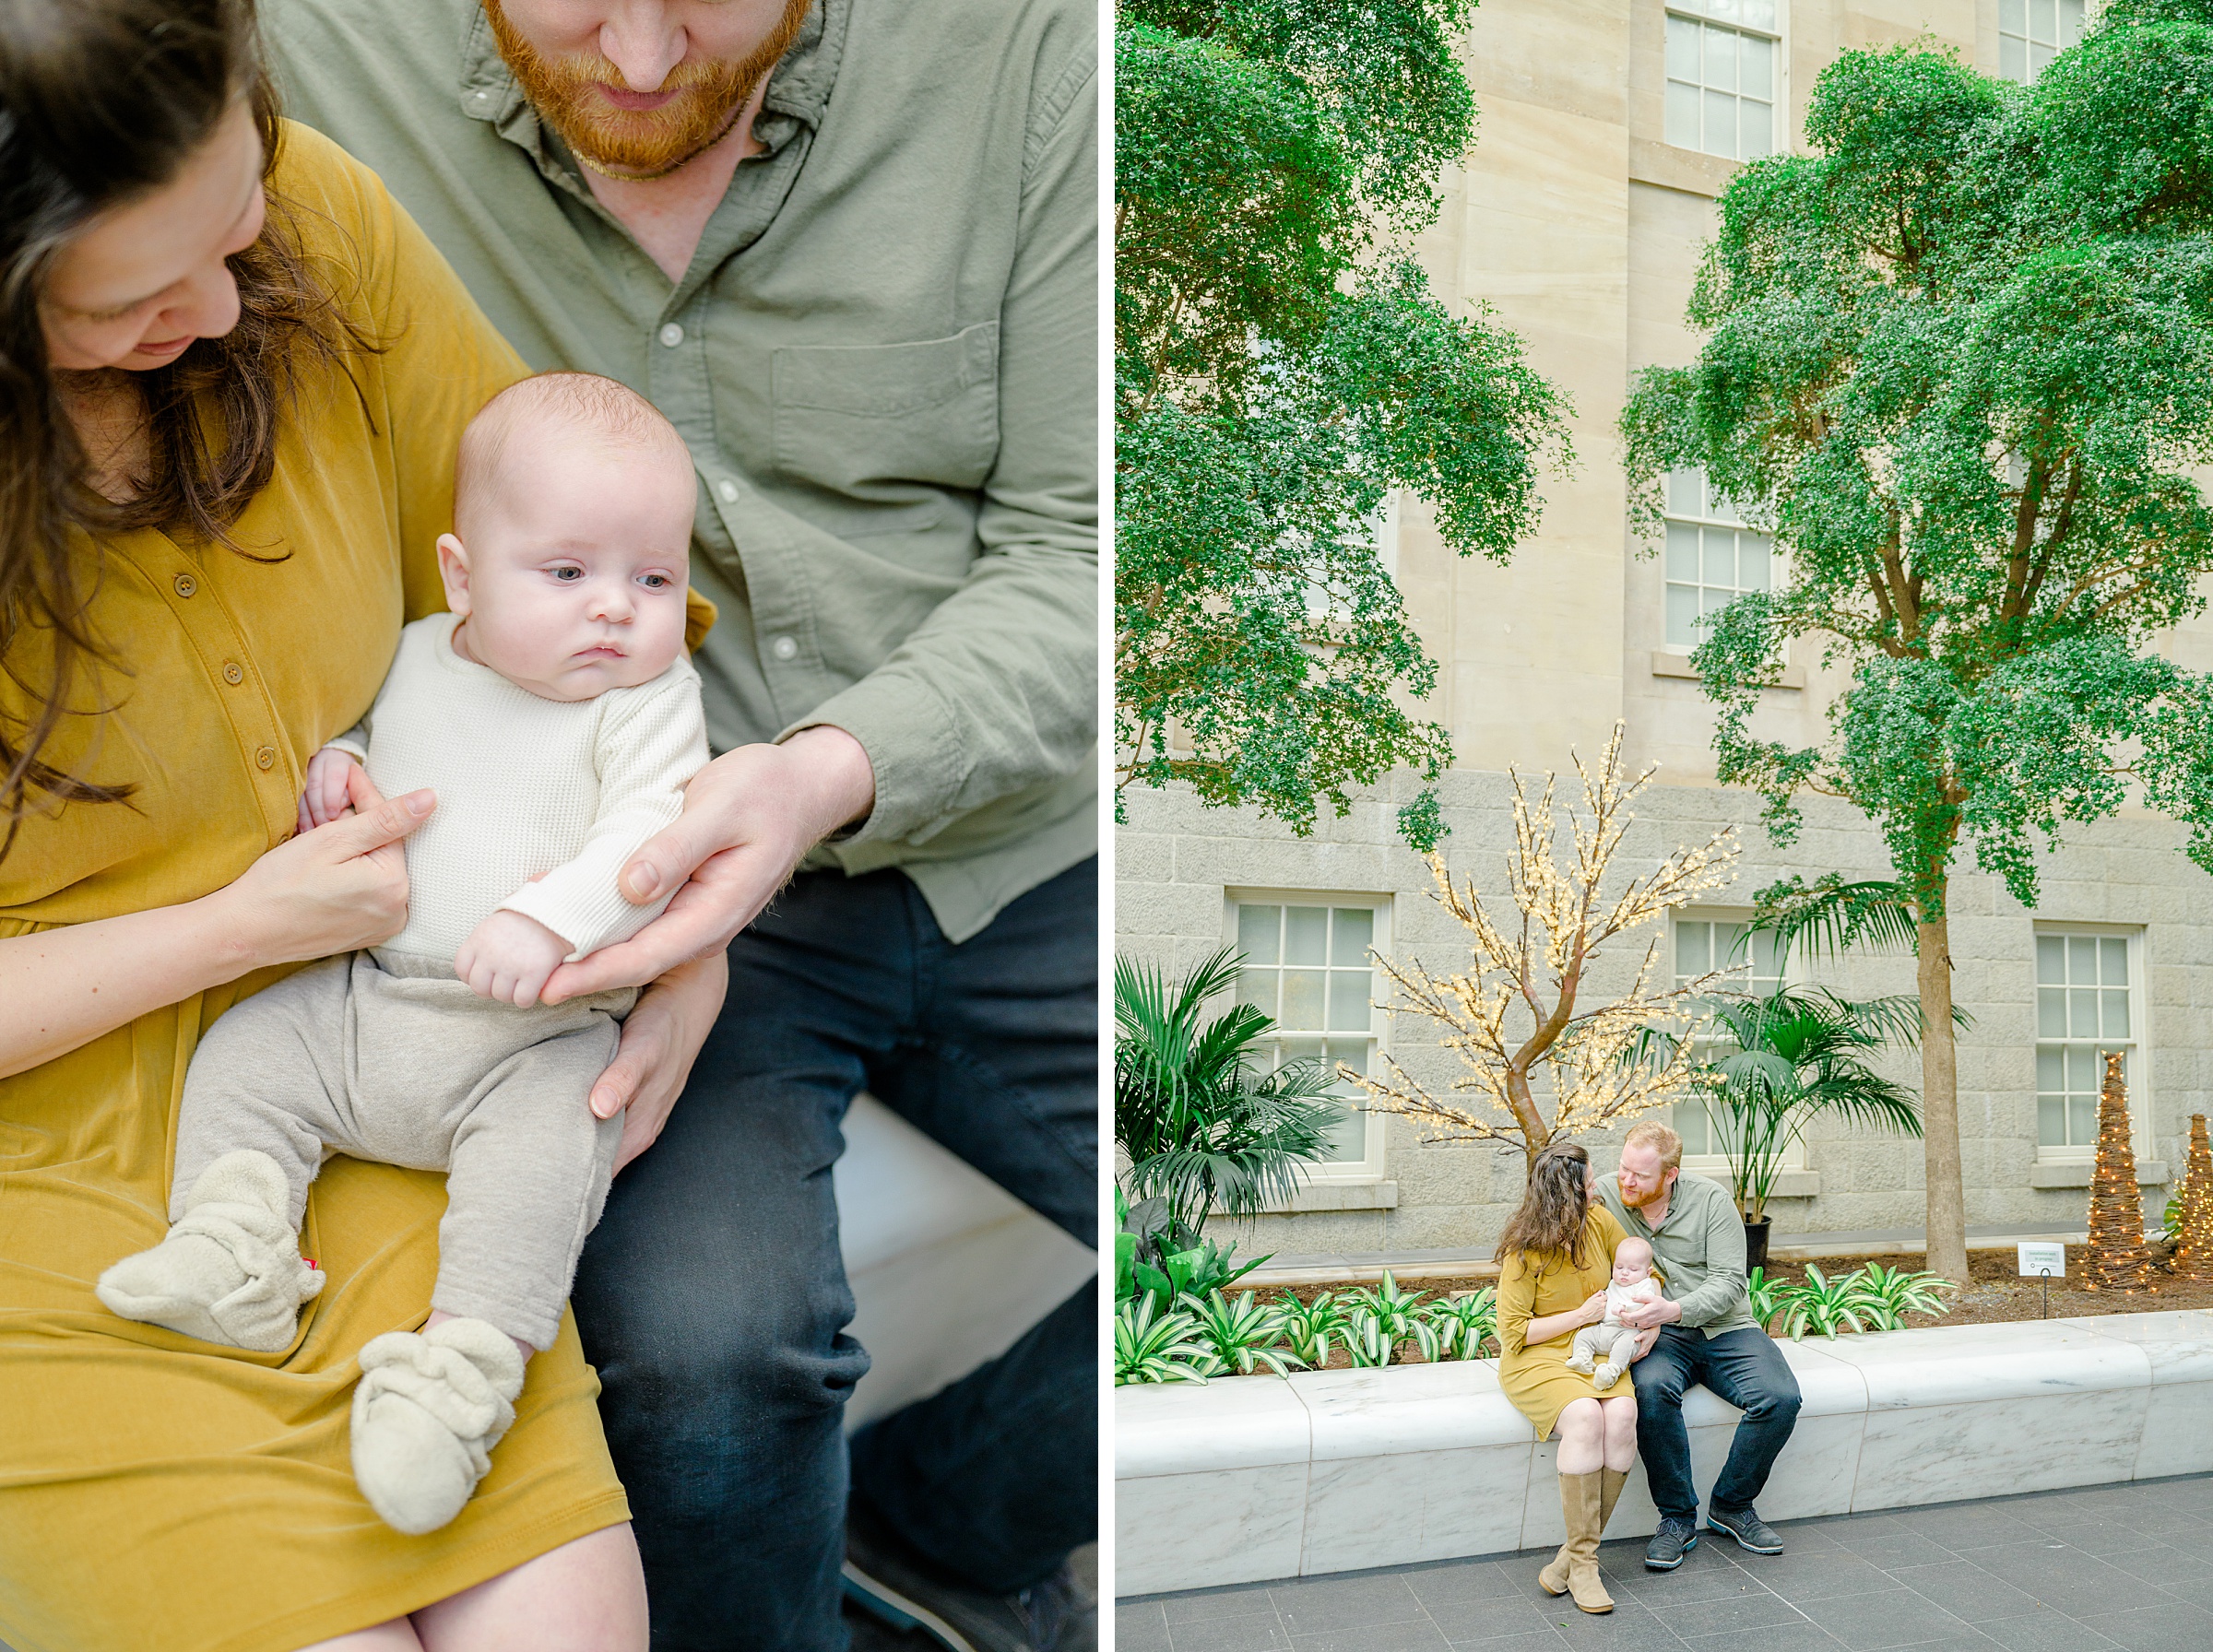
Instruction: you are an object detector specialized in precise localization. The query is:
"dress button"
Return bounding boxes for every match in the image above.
[658,322,685,348]
[770,635,799,661]
[173,572,197,597]
[254,746,277,771]
[716,479,739,503]
[222,662,243,686]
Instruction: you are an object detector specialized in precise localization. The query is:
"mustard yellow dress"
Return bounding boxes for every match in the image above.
[0,127,643,1652]
[1496,1205,1642,1441]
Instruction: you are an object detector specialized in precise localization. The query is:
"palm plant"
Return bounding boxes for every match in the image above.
[1680,988,1928,1225]
[1117,948,1349,1246]
[1768,1263,1875,1340]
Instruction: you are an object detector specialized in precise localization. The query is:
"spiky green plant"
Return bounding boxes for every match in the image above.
[1421,1288,1498,1361]
[1747,1265,1787,1331]
[1850,1262,1959,1330]
[1115,1293,1213,1385]
[1769,1264,1875,1340]
[1276,1291,1350,1369]
[1183,1290,1304,1377]
[1343,1270,1439,1365]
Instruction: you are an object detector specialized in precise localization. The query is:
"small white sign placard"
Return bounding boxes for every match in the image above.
[2018,1241,2067,1279]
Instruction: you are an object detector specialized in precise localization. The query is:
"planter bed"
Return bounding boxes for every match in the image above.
[1114,1308,2213,1596]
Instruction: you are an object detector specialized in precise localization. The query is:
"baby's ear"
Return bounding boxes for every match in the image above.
[436,533,473,615]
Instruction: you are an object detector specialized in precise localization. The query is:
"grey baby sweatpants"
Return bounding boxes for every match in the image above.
[173,950,636,1351]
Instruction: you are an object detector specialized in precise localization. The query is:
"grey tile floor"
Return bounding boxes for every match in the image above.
[1119,1475,2213,1652]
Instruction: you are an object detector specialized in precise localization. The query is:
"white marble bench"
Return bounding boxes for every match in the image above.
[1114,1310,2213,1596]
[834,1094,1097,1430]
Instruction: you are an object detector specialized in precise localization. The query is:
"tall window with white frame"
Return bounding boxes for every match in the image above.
[1999,0,2086,86]
[1232,896,1389,1179]
[1665,2,1780,162]
[2034,927,2144,1161]
[1663,469,1773,651]
[1671,912,1790,1168]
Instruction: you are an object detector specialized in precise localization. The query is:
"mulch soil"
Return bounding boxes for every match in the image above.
[1246,1244,2213,1368]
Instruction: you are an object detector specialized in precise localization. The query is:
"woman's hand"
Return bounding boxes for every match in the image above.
[589,950,728,1174]
[538,727,873,1002]
[218,764,432,969]
[1580,1291,1609,1327]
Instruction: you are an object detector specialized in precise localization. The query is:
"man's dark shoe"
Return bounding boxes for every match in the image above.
[1705,1504,1785,1554]
[1644,1516,1698,1570]
[844,1502,1095,1652]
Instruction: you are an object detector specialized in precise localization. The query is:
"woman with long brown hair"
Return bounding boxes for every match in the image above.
[0,2,722,1646]
[1494,1139,1648,1615]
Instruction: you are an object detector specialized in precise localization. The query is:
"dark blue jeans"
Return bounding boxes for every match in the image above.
[569,860,1099,1651]
[1629,1325,1803,1524]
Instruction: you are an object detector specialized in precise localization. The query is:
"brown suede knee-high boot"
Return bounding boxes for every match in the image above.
[1538,1471,1614,1613]
[1540,1469,1630,1599]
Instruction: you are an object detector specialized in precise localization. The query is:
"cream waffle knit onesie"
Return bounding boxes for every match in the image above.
[161,611,709,1350]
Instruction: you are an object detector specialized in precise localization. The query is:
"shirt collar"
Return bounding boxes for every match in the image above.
[456,0,844,171]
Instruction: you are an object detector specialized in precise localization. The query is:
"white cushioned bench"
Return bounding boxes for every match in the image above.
[1114,1310,2213,1596]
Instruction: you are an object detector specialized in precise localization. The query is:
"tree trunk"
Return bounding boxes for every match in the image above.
[1917,908,1970,1285]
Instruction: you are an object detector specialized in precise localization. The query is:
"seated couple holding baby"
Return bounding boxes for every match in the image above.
[0,0,1096,1649]
[1493,1122,1805,1612]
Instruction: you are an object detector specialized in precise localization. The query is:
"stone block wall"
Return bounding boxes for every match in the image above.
[1117,770,2213,1257]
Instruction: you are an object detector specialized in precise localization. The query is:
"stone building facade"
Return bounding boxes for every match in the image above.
[1115,0,2213,1260]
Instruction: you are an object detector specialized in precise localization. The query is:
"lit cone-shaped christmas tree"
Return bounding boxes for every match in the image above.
[2084,1051,2153,1292]
[2172,1114,2213,1283]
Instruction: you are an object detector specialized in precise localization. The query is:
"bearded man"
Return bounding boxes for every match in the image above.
[261,3,1097,1648]
[1595,1120,1803,1573]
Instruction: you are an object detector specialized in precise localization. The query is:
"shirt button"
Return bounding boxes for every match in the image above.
[716,479,739,503]
[222,662,243,686]
[254,746,277,771]
[770,635,799,661]
[173,572,197,598]
[658,323,685,348]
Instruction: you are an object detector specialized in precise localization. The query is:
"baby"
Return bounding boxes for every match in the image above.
[97,372,707,1535]
[1565,1236,1664,1392]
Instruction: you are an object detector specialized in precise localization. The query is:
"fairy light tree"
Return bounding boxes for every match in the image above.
[2084,1052,2153,1292]
[1349,725,1739,1169]
[2172,1113,2213,1281]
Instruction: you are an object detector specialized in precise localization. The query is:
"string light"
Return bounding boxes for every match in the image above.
[2171,1113,2213,1283]
[2084,1051,2152,1293]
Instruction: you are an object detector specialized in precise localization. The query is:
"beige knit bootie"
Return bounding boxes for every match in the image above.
[350,1317,526,1535]
[96,1150,322,1351]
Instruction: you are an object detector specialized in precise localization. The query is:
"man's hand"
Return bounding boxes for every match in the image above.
[297,747,361,835]
[1630,1327,1661,1363]
[1615,1293,1682,1332]
[456,909,573,1008]
[590,951,728,1174]
[540,726,874,1001]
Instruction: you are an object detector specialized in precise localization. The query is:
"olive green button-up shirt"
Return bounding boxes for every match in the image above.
[1596,1171,1760,1338]
[265,0,1098,940]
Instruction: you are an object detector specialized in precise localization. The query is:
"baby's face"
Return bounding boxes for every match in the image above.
[440,427,693,702]
[1613,1246,1652,1288]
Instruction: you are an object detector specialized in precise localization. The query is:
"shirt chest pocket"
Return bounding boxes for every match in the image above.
[772,321,1000,500]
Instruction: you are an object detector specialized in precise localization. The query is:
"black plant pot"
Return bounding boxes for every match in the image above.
[1743,1217,1772,1271]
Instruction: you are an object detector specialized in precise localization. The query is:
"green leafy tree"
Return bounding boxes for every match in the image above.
[1116,1,1570,847]
[1621,8,2213,1280]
